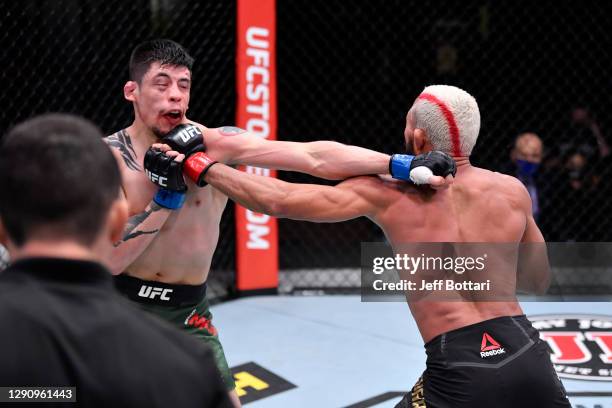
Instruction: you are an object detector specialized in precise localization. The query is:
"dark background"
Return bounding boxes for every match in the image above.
[1,1,611,286]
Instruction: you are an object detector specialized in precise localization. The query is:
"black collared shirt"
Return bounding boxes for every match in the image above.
[0,257,231,408]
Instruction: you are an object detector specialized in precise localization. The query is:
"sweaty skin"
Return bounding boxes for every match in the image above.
[201,160,547,342]
[105,63,449,285]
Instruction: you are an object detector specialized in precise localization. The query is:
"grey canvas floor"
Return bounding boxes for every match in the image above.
[212,296,612,407]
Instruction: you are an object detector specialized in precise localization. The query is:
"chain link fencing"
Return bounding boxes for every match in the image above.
[0,0,236,298]
[2,1,611,295]
[275,0,612,291]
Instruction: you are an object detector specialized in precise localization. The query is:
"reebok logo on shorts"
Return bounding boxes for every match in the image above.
[480,332,506,358]
[137,285,173,301]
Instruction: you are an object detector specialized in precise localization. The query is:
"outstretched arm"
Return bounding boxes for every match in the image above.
[204,126,390,180]
[203,161,381,222]
[200,126,451,189]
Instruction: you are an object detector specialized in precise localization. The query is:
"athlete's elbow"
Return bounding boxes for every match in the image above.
[265,200,290,218]
[310,162,346,180]
[106,243,137,275]
[308,141,346,180]
[245,195,284,217]
[106,254,128,276]
[307,159,337,180]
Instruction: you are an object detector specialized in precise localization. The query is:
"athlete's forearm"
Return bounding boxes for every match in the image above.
[296,141,390,180]
[203,163,370,222]
[225,139,390,180]
[108,201,171,274]
[205,164,290,216]
[208,127,391,180]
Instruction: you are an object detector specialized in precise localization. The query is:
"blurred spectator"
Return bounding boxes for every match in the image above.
[547,149,599,241]
[560,107,610,160]
[501,132,544,221]
[538,106,612,242]
[565,151,589,191]
[433,19,462,83]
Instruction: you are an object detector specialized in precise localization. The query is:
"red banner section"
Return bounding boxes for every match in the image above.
[235,0,278,292]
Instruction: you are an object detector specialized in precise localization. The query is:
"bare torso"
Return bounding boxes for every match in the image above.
[107,118,394,286]
[369,164,527,342]
[107,125,228,285]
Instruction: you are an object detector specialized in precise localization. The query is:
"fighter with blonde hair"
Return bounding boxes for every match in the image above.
[153,85,571,407]
[108,39,456,407]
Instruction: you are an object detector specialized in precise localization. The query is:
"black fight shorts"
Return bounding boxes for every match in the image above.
[396,315,571,408]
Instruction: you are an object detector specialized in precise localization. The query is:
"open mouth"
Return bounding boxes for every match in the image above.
[164,110,182,120]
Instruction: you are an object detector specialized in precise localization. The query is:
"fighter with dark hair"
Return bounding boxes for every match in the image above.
[0,114,232,408]
[106,39,456,406]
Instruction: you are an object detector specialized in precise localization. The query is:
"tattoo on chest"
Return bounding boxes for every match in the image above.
[219,126,246,136]
[106,129,141,171]
[114,202,162,247]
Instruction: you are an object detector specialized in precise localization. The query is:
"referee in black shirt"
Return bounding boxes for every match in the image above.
[0,114,233,407]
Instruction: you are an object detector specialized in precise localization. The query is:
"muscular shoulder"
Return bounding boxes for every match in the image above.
[494,172,530,196]
[190,121,245,139]
[337,175,397,205]
[104,129,141,172]
[203,125,246,140]
[338,175,384,189]
[198,124,250,163]
[493,172,532,213]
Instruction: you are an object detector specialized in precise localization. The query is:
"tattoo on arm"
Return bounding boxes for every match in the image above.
[106,129,142,171]
[114,202,163,247]
[119,229,159,243]
[219,126,246,136]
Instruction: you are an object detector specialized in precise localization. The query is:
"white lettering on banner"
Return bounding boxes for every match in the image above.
[247,210,270,249]
[247,166,270,177]
[246,27,269,48]
[246,119,270,136]
[247,83,269,103]
[244,26,273,250]
[247,210,270,224]
[246,65,270,84]
[246,224,270,249]
[245,27,270,138]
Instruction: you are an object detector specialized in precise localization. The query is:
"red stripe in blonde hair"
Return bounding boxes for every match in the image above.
[417,93,462,156]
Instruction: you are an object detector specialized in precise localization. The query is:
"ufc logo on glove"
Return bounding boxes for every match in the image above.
[145,170,168,187]
[177,125,202,143]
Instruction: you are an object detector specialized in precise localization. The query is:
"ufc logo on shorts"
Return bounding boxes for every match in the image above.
[145,170,168,187]
[138,285,173,301]
[178,126,201,143]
